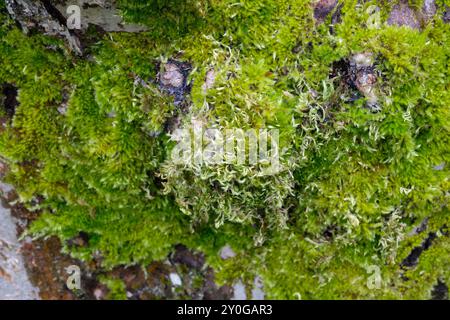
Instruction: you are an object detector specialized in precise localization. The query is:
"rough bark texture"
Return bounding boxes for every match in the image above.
[5,0,147,56]
[5,0,83,55]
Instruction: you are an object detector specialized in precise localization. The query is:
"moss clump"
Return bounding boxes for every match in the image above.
[0,0,449,299]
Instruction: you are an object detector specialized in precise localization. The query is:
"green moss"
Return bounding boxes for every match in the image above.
[100,276,128,300]
[0,0,449,299]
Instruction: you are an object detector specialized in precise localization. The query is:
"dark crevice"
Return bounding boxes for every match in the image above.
[401,232,437,268]
[1,83,19,119]
[170,244,205,270]
[157,59,192,105]
[431,280,448,300]
[329,3,343,34]
[322,224,342,241]
[41,0,68,27]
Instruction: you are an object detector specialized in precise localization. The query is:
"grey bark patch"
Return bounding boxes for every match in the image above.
[57,90,70,115]
[408,217,429,236]
[433,163,445,171]
[388,4,421,30]
[251,276,265,300]
[202,69,216,93]
[5,0,83,55]
[313,0,338,24]
[351,53,379,110]
[444,6,450,24]
[231,280,247,300]
[93,285,107,300]
[0,182,40,300]
[161,63,184,88]
[57,105,68,115]
[169,272,182,287]
[5,0,148,57]
[422,0,437,21]
[332,52,380,111]
[331,2,342,24]
[219,245,236,260]
[157,60,192,106]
